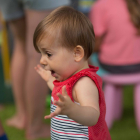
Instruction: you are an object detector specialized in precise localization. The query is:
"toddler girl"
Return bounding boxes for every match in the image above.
[34,6,111,140]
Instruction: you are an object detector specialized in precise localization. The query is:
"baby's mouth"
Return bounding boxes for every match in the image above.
[51,70,55,77]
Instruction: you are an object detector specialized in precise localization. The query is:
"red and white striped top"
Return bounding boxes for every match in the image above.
[51,65,111,140]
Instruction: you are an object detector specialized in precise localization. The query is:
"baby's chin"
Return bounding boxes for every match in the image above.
[56,76,68,82]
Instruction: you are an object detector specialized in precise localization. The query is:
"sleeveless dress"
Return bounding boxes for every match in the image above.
[51,65,111,140]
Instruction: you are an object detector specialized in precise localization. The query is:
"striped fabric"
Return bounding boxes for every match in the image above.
[51,65,111,140]
[51,103,89,139]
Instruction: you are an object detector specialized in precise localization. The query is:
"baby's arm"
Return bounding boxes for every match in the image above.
[68,77,100,126]
[34,65,55,91]
[44,77,100,126]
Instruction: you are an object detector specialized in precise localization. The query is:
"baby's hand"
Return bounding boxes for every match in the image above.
[44,86,74,119]
[34,64,52,82]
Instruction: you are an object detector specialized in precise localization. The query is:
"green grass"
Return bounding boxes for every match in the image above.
[110,86,140,140]
[0,104,51,140]
[0,86,140,140]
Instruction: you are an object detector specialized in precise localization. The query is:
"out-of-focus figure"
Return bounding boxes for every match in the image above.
[91,0,140,73]
[0,0,70,139]
[90,0,140,130]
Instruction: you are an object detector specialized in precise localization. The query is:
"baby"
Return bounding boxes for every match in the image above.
[34,6,111,140]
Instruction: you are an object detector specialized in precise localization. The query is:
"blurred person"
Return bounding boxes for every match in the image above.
[90,0,140,74]
[0,0,70,139]
[0,121,8,140]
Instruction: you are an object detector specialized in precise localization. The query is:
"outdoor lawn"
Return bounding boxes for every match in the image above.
[0,86,140,140]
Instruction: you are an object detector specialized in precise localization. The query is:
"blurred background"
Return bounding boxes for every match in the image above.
[0,0,140,140]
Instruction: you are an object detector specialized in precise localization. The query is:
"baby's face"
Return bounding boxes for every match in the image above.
[38,37,78,82]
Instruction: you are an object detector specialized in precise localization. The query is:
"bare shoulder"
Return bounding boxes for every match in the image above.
[74,76,98,92]
[73,76,99,106]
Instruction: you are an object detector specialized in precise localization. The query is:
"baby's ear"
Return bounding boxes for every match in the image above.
[73,45,84,62]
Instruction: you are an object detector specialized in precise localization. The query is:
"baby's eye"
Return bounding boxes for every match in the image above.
[47,53,52,57]
[45,52,52,57]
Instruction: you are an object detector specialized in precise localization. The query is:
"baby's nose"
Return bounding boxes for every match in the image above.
[40,56,48,65]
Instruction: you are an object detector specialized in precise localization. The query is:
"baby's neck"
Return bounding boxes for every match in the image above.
[72,61,89,76]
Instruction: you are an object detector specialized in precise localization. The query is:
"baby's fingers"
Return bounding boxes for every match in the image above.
[54,100,63,108]
[34,65,46,76]
[35,65,43,71]
[44,112,56,119]
[57,93,65,102]
[44,108,61,119]
[62,86,68,96]
[34,65,41,72]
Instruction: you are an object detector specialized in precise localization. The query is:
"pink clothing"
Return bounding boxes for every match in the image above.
[90,0,140,65]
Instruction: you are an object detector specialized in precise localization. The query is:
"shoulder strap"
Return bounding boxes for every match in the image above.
[66,71,102,102]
